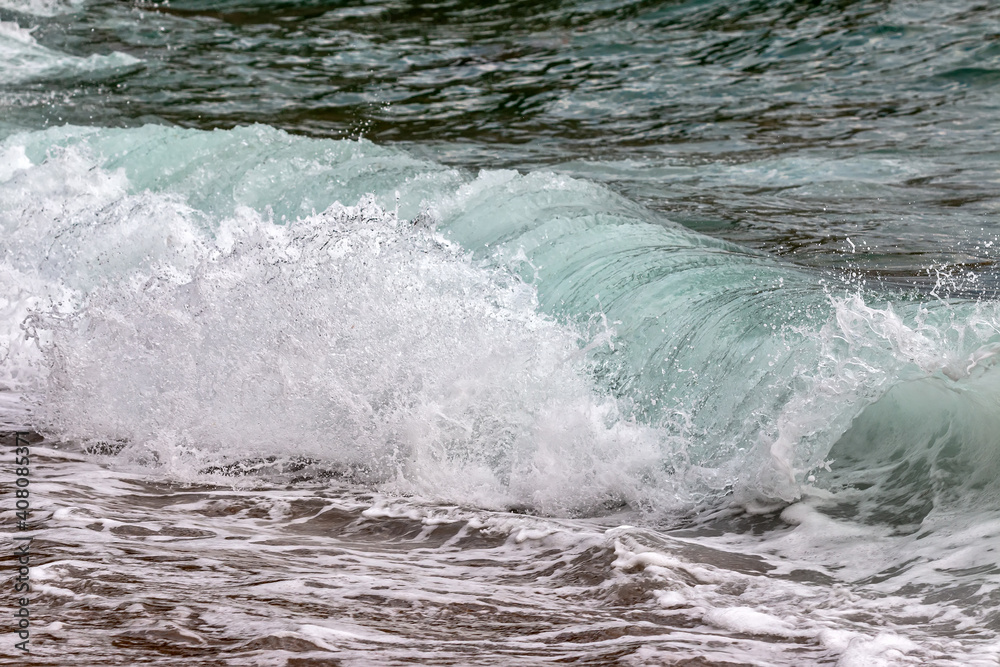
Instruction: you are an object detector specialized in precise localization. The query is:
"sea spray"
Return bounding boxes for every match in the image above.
[5,126,1000,522]
[27,185,681,515]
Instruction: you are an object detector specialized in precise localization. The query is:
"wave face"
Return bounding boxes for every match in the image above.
[4,124,1000,523]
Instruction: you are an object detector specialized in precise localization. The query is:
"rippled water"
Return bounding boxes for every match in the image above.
[7,0,1000,277]
[4,0,1000,665]
[18,436,1000,666]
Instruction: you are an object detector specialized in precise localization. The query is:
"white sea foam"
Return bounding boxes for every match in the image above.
[0,0,84,16]
[0,145,684,516]
[0,20,141,84]
[0,19,35,43]
[11,440,996,666]
[609,525,1000,666]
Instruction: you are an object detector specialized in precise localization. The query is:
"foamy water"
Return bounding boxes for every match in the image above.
[3,124,1000,666]
[9,437,1000,666]
[4,0,1000,664]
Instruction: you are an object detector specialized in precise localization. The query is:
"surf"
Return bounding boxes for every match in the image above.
[3,123,1000,528]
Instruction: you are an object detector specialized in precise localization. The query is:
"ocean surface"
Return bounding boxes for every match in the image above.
[2,0,1000,664]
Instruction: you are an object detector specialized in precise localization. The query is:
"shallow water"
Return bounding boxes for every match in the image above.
[3,0,1000,665]
[15,435,1000,666]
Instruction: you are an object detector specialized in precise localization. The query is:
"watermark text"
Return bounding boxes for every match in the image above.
[10,432,31,652]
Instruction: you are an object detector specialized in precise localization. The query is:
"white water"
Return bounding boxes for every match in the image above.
[0,20,140,84]
[4,125,1000,665]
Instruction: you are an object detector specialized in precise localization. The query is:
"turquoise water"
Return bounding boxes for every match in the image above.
[6,0,1000,278]
[3,1,1000,665]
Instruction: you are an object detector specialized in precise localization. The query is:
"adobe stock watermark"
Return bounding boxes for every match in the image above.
[10,432,32,653]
